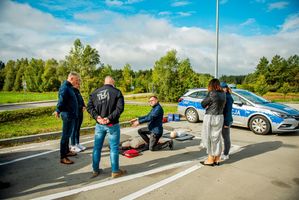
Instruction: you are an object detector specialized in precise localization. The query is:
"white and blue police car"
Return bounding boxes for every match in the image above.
[178,88,299,135]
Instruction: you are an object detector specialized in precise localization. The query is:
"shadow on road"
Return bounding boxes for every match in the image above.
[224,141,283,164]
[0,138,201,199]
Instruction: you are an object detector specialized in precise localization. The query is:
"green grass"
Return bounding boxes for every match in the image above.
[0,104,177,139]
[0,92,58,104]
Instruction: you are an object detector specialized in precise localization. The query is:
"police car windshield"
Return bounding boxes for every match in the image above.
[235,90,270,104]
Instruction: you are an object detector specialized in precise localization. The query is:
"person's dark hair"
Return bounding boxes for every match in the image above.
[208,78,223,92]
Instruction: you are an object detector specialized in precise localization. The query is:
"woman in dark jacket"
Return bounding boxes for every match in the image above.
[200,78,226,166]
[220,82,234,160]
[70,79,86,152]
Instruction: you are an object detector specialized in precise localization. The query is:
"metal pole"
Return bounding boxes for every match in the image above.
[215,0,219,78]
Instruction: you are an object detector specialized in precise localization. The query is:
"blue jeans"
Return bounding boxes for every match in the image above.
[92,123,120,173]
[60,112,76,159]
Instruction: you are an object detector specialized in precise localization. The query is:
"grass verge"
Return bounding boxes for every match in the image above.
[0,104,177,139]
[0,92,57,104]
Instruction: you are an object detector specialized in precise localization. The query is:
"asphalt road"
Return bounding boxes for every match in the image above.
[0,121,299,200]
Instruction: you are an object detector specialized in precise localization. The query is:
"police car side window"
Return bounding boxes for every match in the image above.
[197,91,208,99]
[189,91,207,99]
[189,92,198,98]
[232,94,249,105]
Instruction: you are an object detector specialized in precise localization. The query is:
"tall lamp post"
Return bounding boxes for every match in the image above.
[215,0,219,78]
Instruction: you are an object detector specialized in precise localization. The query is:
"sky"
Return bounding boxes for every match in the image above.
[0,0,298,76]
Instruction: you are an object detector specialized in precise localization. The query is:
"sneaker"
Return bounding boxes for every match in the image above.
[111,169,127,178]
[66,151,77,157]
[70,145,81,153]
[77,144,86,151]
[221,154,229,161]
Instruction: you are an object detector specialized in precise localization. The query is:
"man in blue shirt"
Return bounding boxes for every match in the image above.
[54,72,80,165]
[131,96,173,151]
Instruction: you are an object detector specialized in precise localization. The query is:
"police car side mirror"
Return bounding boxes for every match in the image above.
[234,101,243,106]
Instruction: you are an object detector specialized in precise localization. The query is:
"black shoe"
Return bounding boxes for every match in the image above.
[169,140,174,150]
[140,145,149,152]
[0,181,10,189]
[200,161,214,167]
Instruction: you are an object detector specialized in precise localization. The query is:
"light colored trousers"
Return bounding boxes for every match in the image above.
[201,114,224,156]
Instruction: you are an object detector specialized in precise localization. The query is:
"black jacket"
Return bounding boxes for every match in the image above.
[87,84,124,125]
[201,91,226,115]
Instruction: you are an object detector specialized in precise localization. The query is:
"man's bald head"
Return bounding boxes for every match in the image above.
[104,76,115,86]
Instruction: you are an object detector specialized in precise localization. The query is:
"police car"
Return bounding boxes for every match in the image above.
[177,88,299,135]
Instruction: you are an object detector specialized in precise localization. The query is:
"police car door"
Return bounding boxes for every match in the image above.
[231,93,250,127]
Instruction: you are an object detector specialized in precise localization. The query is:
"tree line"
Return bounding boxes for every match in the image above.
[0,39,298,101]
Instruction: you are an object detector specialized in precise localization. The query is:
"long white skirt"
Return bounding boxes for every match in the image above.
[201,114,224,156]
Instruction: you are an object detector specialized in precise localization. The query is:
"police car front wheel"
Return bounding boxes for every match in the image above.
[249,115,271,135]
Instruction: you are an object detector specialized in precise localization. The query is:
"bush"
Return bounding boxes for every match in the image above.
[0,106,55,123]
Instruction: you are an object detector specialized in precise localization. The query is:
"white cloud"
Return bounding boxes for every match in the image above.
[158,11,172,16]
[280,13,299,32]
[171,1,191,7]
[267,1,289,11]
[0,0,298,76]
[105,0,143,7]
[105,0,123,7]
[240,18,256,26]
[177,12,193,17]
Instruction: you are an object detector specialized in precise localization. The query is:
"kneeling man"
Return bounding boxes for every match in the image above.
[130,96,173,151]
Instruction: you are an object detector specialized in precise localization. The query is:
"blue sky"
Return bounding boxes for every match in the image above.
[0,0,298,75]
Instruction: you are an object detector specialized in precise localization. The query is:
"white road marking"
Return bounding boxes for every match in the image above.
[31,160,195,200]
[0,148,60,166]
[31,144,242,200]
[120,164,202,200]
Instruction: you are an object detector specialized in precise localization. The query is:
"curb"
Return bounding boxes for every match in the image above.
[0,121,130,146]
[0,118,180,146]
[0,100,57,107]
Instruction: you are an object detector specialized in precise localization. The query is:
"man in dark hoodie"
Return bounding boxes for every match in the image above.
[54,72,80,165]
[87,76,126,179]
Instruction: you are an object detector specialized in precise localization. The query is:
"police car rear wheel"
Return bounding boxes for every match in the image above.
[249,115,271,135]
[185,108,199,123]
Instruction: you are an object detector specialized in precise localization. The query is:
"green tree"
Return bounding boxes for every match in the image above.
[254,75,269,96]
[177,58,196,95]
[278,82,291,99]
[286,55,299,92]
[41,59,60,91]
[13,59,28,91]
[0,61,6,90]
[134,69,152,93]
[65,39,101,93]
[24,58,44,92]
[3,60,16,91]
[120,64,133,92]
[152,50,180,102]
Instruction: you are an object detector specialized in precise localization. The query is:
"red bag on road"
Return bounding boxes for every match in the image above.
[123,149,139,158]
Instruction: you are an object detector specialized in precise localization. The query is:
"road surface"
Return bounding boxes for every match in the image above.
[0,121,298,200]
